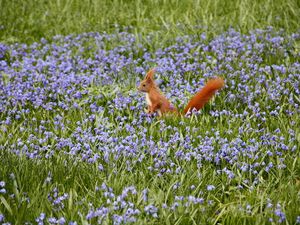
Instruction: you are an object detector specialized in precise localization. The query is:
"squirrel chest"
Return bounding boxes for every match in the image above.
[145,93,152,106]
[145,93,162,116]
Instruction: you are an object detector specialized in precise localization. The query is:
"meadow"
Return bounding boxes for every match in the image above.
[0,0,300,224]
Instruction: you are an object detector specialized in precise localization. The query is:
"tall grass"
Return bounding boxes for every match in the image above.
[0,0,300,224]
[0,28,299,223]
[0,0,300,43]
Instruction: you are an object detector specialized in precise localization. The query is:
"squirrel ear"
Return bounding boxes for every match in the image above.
[145,68,156,80]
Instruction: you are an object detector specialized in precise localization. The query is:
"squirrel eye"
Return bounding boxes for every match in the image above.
[143,84,146,87]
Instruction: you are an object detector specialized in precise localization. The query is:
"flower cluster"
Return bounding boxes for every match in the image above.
[0,181,6,194]
[47,187,69,211]
[0,27,299,223]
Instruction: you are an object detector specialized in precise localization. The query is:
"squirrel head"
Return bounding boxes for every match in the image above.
[138,68,156,92]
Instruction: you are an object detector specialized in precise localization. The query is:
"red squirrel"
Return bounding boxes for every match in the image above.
[137,68,225,116]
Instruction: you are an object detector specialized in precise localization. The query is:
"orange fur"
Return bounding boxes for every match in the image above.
[183,77,224,114]
[138,68,224,116]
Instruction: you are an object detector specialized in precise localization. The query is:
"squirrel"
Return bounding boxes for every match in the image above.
[137,68,225,116]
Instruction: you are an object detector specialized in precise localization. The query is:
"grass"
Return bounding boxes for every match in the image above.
[1,132,299,224]
[0,0,300,43]
[0,91,299,223]
[0,0,300,224]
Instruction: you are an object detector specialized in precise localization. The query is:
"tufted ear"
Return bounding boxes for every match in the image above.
[145,68,156,80]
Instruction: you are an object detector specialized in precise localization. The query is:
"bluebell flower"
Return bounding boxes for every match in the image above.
[207,185,215,191]
[274,203,286,223]
[144,204,158,218]
[296,216,300,224]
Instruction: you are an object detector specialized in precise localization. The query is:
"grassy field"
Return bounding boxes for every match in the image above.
[0,0,300,224]
[1,0,300,43]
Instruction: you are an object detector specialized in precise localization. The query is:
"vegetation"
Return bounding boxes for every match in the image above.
[0,0,299,224]
[0,0,300,43]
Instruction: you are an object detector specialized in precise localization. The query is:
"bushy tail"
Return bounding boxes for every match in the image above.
[183,77,225,115]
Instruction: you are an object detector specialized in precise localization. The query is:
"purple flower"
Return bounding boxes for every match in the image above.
[142,188,148,202]
[68,222,78,225]
[57,217,66,225]
[207,185,215,191]
[48,217,57,224]
[274,204,286,223]
[296,216,300,224]
[144,204,158,218]
[35,213,46,224]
